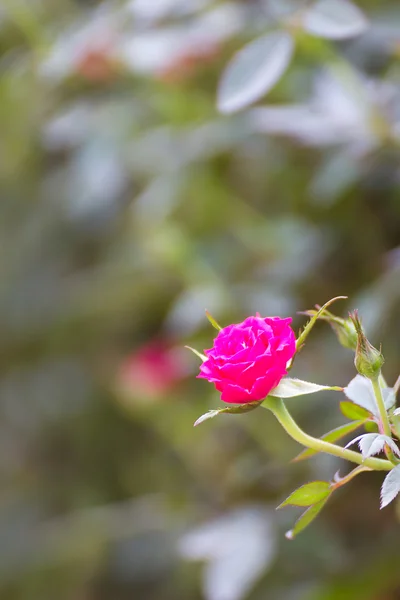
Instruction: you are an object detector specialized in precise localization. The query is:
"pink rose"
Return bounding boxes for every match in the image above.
[198,315,296,404]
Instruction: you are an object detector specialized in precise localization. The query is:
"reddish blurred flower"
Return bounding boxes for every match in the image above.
[75,41,119,82]
[157,43,220,83]
[117,341,188,403]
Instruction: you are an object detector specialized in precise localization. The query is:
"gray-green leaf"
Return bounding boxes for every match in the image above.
[344,375,395,417]
[217,31,294,114]
[194,401,261,427]
[346,433,400,459]
[302,0,368,40]
[277,481,331,509]
[269,378,341,398]
[381,464,400,508]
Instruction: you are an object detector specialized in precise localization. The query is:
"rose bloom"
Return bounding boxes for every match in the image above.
[198,315,296,404]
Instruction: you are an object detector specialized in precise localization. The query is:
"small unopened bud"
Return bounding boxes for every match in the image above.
[349,310,384,380]
[301,308,357,350]
[330,317,358,351]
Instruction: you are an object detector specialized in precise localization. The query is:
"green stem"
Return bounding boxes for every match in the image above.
[371,377,398,464]
[372,378,392,438]
[379,373,388,389]
[393,374,400,396]
[263,397,393,472]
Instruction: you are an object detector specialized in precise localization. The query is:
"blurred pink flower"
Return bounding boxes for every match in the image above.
[118,341,187,402]
[157,43,220,83]
[76,42,118,82]
[198,316,296,404]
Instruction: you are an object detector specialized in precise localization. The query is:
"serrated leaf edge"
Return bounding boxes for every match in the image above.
[381,464,400,509]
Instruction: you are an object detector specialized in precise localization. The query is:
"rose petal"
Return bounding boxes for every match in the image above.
[221,383,253,404]
[239,355,275,388]
[250,367,286,400]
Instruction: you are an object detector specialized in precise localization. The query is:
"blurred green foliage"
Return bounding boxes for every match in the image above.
[1,1,400,599]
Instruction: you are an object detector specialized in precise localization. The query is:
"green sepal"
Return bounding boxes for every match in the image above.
[349,310,384,379]
[194,400,262,427]
[205,310,222,331]
[185,346,207,362]
[300,308,357,350]
[295,296,347,353]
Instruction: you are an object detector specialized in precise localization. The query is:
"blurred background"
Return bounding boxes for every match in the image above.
[1,0,400,598]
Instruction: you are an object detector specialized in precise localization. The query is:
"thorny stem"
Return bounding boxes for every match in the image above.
[372,378,392,438]
[330,465,371,491]
[263,397,393,472]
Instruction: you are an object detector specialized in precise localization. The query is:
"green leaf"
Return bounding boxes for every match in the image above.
[296,296,347,352]
[345,376,396,418]
[205,310,222,331]
[269,378,342,399]
[285,496,330,540]
[217,31,294,114]
[364,420,379,433]
[344,375,377,415]
[340,401,372,421]
[344,375,395,416]
[185,346,207,362]
[277,481,331,509]
[194,401,262,427]
[293,419,367,462]
[381,464,400,508]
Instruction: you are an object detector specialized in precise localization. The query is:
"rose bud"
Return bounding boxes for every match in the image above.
[349,310,384,380]
[329,317,358,351]
[301,308,358,351]
[198,315,296,404]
